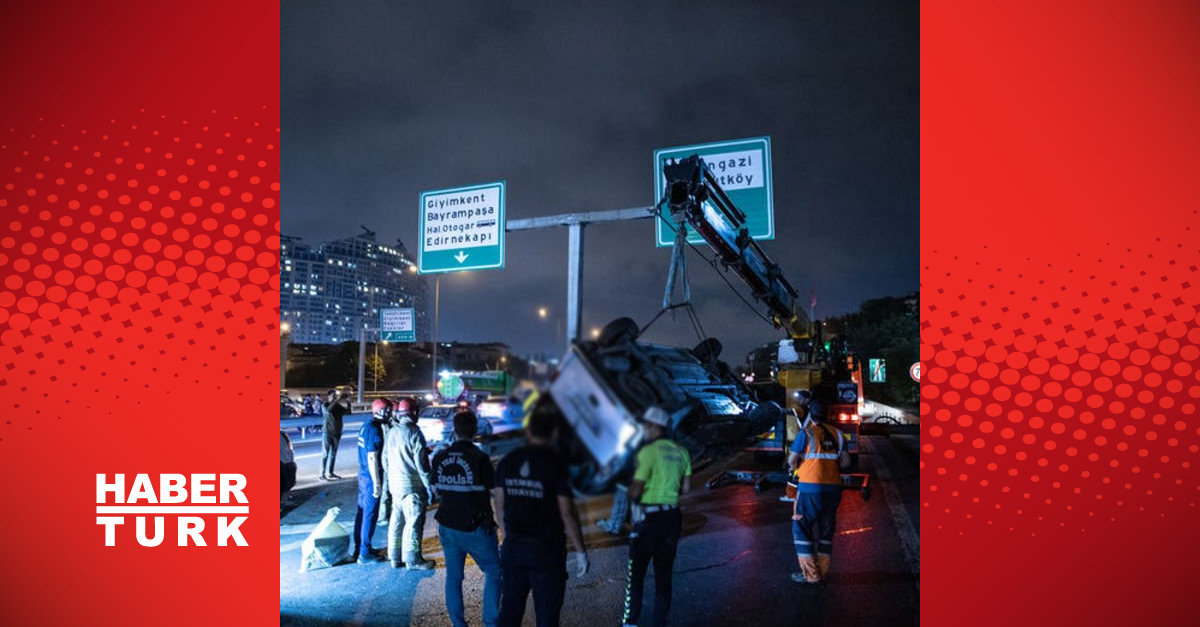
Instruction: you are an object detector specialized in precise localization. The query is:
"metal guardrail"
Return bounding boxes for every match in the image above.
[280,417,324,438]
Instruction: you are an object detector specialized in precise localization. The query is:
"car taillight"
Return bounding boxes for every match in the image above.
[838,412,860,423]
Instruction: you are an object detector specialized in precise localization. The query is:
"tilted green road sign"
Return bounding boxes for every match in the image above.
[654,137,773,247]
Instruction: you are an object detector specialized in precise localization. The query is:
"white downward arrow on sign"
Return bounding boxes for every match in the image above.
[454,251,469,263]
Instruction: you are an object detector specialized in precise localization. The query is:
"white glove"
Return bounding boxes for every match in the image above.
[573,552,590,578]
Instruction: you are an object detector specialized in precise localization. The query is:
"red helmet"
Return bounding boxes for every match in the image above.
[396,398,416,417]
[371,398,393,419]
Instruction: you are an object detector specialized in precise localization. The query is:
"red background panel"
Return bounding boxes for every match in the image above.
[0,1,279,625]
[924,1,1200,624]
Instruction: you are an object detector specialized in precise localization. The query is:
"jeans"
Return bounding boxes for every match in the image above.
[623,509,681,627]
[353,485,380,558]
[320,424,342,476]
[388,490,428,561]
[440,524,502,627]
[498,536,567,627]
[792,490,842,558]
[599,484,630,533]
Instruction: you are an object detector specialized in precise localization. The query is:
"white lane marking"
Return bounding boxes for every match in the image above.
[863,436,920,593]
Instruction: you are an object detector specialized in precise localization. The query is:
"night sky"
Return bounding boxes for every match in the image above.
[282,1,918,361]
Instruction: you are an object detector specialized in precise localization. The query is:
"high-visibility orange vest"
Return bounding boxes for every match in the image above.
[795,422,843,486]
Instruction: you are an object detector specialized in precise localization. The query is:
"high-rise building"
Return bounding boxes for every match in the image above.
[280,228,430,344]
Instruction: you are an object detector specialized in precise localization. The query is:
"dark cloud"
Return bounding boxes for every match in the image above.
[283,0,918,360]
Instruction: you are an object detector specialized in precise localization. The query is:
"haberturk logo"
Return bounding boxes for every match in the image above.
[95,474,250,547]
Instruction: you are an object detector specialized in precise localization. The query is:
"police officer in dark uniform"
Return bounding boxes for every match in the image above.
[433,411,502,627]
[494,405,589,627]
[352,398,390,564]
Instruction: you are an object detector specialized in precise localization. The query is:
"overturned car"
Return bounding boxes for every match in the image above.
[541,317,784,495]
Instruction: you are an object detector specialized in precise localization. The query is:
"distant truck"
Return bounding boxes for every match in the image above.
[437,370,513,402]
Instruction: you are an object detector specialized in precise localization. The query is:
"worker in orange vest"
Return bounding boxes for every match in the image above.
[786,401,846,584]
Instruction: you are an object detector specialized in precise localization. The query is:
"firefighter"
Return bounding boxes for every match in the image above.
[385,397,435,569]
[622,406,691,627]
[352,398,391,564]
[786,401,847,584]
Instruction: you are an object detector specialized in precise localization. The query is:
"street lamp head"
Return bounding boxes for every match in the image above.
[281,322,291,334]
[537,307,548,319]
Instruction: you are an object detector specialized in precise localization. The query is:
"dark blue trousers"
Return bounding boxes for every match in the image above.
[793,490,842,557]
[353,484,380,558]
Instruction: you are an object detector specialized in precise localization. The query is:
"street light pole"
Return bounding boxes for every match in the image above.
[431,275,440,393]
[357,326,366,405]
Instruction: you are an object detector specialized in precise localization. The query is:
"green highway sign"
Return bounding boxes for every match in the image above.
[869,358,886,383]
[654,136,773,247]
[419,181,506,273]
[380,308,416,343]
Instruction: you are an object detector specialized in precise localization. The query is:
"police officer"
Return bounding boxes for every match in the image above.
[786,399,846,584]
[495,404,589,627]
[320,389,349,481]
[353,398,391,564]
[622,406,691,627]
[385,397,435,570]
[432,411,502,627]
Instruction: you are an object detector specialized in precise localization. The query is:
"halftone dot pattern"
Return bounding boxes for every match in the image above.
[0,110,281,439]
[923,225,1200,535]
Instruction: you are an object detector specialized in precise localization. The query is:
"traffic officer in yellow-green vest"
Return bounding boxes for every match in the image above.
[622,406,691,627]
[786,399,847,584]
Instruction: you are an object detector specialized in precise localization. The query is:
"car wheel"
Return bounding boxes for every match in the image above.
[598,317,640,348]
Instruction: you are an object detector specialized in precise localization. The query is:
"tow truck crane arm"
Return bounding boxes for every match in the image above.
[660,155,871,492]
[661,155,810,339]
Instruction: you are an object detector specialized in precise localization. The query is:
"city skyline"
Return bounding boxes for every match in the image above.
[280,229,431,345]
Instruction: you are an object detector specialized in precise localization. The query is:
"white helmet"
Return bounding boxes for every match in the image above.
[642,406,670,427]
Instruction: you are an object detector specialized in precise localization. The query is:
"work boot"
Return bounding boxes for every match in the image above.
[790,572,823,585]
[796,556,822,584]
[328,473,344,480]
[319,474,329,482]
[357,552,385,565]
[405,555,435,570]
[816,554,832,579]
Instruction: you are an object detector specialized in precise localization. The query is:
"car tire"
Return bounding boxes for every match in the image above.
[598,317,640,348]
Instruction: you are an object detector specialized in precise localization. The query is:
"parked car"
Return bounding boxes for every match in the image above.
[417,403,494,453]
[280,430,297,503]
[475,395,525,433]
[280,393,305,419]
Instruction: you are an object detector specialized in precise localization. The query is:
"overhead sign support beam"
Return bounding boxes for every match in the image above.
[506,206,655,348]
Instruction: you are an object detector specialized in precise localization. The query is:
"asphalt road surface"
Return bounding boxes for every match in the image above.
[280,432,919,627]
